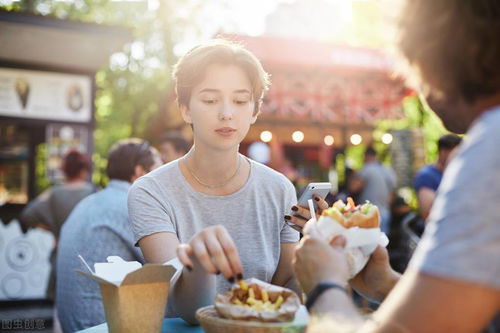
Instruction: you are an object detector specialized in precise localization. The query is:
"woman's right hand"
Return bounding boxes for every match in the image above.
[177,225,243,283]
[285,194,329,232]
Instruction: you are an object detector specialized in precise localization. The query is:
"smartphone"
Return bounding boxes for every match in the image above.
[296,182,332,210]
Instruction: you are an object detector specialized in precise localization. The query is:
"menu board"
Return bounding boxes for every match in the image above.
[0,68,92,123]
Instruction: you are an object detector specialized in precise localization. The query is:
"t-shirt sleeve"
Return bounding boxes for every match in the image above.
[409,127,500,289]
[280,178,300,243]
[414,168,437,193]
[128,177,177,246]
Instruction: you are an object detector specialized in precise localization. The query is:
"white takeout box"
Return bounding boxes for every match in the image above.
[313,216,389,277]
[77,256,178,333]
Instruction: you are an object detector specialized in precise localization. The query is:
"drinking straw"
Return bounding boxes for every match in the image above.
[308,199,317,224]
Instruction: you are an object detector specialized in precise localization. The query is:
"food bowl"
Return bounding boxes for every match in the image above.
[196,305,308,333]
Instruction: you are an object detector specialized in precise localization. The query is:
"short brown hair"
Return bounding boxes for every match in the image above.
[172,39,270,116]
[107,138,159,182]
[62,150,91,180]
[396,0,500,104]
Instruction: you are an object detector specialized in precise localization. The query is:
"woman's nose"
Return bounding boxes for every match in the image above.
[219,102,233,120]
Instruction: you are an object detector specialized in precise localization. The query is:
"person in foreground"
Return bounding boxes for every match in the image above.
[128,40,299,323]
[56,139,161,332]
[292,1,500,332]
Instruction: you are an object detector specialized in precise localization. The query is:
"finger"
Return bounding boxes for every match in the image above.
[204,232,233,279]
[369,245,389,263]
[285,214,308,228]
[191,240,219,274]
[288,223,304,233]
[313,194,329,211]
[216,227,243,280]
[291,204,312,220]
[176,244,194,270]
[330,235,347,249]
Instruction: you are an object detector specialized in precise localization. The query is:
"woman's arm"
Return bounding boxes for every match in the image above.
[271,242,300,294]
[140,226,245,324]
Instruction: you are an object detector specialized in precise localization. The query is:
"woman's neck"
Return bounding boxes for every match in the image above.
[185,144,240,183]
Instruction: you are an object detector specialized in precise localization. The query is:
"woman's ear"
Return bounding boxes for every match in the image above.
[250,107,260,125]
[180,104,192,124]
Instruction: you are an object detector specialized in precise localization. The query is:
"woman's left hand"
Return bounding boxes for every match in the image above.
[285,195,329,232]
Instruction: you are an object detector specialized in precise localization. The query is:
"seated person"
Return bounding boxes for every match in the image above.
[20,149,94,300]
[56,139,161,332]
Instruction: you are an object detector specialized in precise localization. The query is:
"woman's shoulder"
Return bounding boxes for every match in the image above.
[131,160,182,192]
[248,159,294,190]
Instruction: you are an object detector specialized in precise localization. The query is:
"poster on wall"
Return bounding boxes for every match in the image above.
[47,124,89,183]
[0,68,92,123]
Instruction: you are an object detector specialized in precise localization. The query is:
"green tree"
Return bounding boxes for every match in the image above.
[1,0,236,188]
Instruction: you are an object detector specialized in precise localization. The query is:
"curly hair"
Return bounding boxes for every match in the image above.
[396,0,500,104]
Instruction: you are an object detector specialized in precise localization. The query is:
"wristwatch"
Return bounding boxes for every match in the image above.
[305,281,348,311]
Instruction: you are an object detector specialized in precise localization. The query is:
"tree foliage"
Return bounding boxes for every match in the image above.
[1,0,234,187]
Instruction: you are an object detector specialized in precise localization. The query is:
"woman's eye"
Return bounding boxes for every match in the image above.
[203,99,217,104]
[235,100,249,105]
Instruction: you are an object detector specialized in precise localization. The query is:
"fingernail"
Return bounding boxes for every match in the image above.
[228,277,235,283]
[284,215,291,220]
[314,197,320,201]
[186,265,193,272]
[291,206,298,212]
[216,270,221,275]
[236,273,243,280]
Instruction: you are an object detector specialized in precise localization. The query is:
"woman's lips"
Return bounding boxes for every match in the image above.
[215,127,236,137]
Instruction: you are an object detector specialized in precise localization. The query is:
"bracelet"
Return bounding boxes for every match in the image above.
[305,281,347,311]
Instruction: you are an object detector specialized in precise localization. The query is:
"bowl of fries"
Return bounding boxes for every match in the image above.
[196,278,305,333]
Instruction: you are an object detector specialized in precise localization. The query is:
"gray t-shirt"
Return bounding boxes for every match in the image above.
[128,157,299,293]
[409,106,500,331]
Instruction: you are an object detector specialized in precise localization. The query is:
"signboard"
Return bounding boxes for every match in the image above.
[0,68,92,123]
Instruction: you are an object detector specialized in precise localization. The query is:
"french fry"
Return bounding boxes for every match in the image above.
[230,281,287,312]
[261,289,269,303]
[248,286,255,299]
[246,297,258,305]
[274,295,284,309]
[238,279,248,291]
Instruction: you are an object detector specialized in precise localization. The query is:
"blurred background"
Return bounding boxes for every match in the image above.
[0,0,449,329]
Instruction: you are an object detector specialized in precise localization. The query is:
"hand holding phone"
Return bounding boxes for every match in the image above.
[286,182,332,232]
[296,182,332,210]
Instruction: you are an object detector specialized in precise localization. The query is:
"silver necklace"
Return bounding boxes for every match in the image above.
[184,155,242,189]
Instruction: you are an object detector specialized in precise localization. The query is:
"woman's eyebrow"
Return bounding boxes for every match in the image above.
[233,89,251,95]
[197,88,220,94]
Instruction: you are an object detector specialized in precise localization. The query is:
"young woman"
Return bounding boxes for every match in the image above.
[128,39,299,323]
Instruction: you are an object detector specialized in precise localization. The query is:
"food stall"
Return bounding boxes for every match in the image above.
[234,35,409,176]
[0,9,130,300]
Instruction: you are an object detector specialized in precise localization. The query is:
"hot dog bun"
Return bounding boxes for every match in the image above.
[321,198,380,229]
